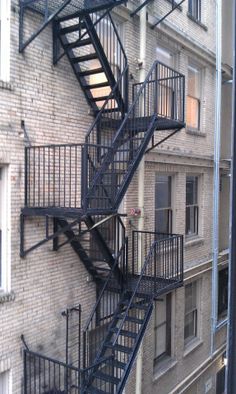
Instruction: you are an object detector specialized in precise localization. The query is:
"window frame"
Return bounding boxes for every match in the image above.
[155,174,173,235]
[188,0,201,22]
[184,281,199,345]
[154,293,172,364]
[185,175,199,238]
[0,166,11,293]
[0,370,11,394]
[0,0,11,82]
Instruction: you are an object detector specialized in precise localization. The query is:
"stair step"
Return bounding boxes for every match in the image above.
[91,95,109,102]
[105,342,132,354]
[87,387,110,394]
[60,22,86,35]
[65,37,92,49]
[79,67,104,77]
[111,327,137,339]
[72,53,98,63]
[121,300,148,310]
[84,81,110,90]
[117,314,144,324]
[93,371,120,385]
[106,358,126,370]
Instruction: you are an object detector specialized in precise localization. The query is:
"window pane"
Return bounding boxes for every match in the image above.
[188,65,200,98]
[185,282,197,313]
[184,282,197,342]
[186,206,198,236]
[155,175,171,209]
[186,96,200,129]
[218,268,228,319]
[184,311,197,340]
[156,46,173,67]
[155,323,167,358]
[186,176,198,205]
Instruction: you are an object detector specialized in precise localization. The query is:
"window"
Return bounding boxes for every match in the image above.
[0,0,11,82]
[0,166,10,292]
[186,175,198,237]
[0,371,10,394]
[188,0,201,22]
[155,175,172,234]
[154,294,171,363]
[218,267,228,320]
[184,281,198,344]
[186,65,201,130]
[156,46,175,118]
[156,46,173,68]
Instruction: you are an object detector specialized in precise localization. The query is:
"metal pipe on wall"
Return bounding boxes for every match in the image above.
[135,4,147,394]
[211,0,222,356]
[226,0,236,390]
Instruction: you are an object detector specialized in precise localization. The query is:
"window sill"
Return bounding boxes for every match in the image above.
[183,338,203,357]
[0,80,13,91]
[153,357,178,381]
[186,128,206,137]
[0,291,15,304]
[187,13,208,31]
[185,236,204,248]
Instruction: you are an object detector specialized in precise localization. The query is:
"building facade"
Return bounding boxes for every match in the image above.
[0,0,231,393]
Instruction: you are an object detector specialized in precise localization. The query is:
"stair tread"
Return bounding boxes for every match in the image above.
[60,22,86,35]
[105,342,132,354]
[106,359,126,370]
[65,37,92,49]
[72,53,99,63]
[79,67,104,77]
[87,387,110,394]
[91,95,110,102]
[121,300,148,310]
[85,81,110,90]
[94,370,120,385]
[111,327,137,339]
[117,314,144,324]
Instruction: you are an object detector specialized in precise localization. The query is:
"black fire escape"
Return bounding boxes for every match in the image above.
[19,1,185,393]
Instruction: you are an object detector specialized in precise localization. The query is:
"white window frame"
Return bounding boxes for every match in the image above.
[0,0,11,82]
[0,166,11,293]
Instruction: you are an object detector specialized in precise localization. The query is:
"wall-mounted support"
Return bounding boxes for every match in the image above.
[151,0,186,29]
[19,0,72,53]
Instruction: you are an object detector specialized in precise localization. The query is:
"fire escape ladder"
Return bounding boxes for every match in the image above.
[55,10,128,113]
[83,60,185,212]
[82,232,183,394]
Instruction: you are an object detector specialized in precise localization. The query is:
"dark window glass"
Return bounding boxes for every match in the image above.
[189,0,201,21]
[155,175,172,234]
[154,294,171,364]
[186,176,198,236]
[184,282,198,343]
[218,268,228,319]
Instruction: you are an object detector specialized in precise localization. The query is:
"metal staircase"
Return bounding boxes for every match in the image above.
[20,1,185,393]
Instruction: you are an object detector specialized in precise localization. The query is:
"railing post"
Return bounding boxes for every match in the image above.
[23,350,27,394]
[154,63,158,115]
[24,147,28,207]
[81,145,88,211]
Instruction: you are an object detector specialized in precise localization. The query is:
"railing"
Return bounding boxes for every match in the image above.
[82,235,128,370]
[24,143,111,209]
[132,61,185,123]
[84,61,185,211]
[131,230,183,286]
[23,349,114,393]
[24,349,81,393]
[90,10,128,110]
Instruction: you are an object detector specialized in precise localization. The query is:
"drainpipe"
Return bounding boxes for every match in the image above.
[135,5,147,394]
[211,0,222,356]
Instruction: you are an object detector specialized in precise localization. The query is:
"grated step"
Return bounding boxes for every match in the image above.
[72,53,98,63]
[60,22,86,35]
[64,37,92,49]
[106,358,126,370]
[93,370,120,385]
[79,67,104,77]
[91,95,110,102]
[117,314,144,324]
[105,342,132,354]
[86,386,110,394]
[111,327,137,339]
[84,81,110,90]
